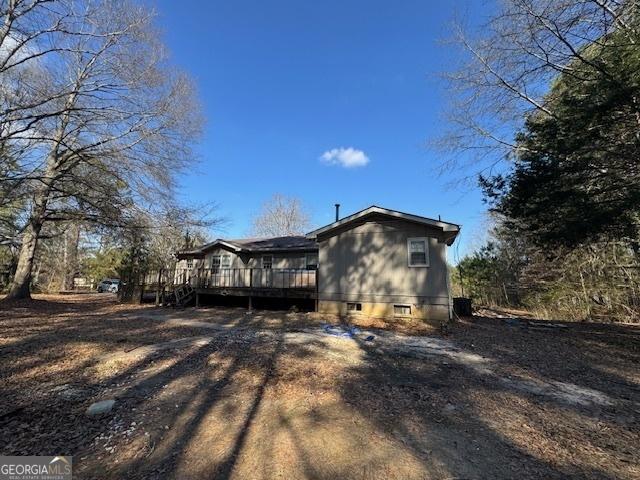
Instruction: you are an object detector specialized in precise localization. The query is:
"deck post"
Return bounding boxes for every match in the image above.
[155,268,163,306]
[315,268,319,312]
[139,271,145,304]
[248,268,253,312]
[195,292,200,308]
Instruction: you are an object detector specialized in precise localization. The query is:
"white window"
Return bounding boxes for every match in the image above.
[306,253,318,270]
[186,259,193,269]
[394,304,412,316]
[221,254,232,269]
[211,255,221,273]
[347,302,362,312]
[262,255,273,269]
[407,238,429,267]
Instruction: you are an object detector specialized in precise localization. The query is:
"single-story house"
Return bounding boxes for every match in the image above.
[175,205,460,324]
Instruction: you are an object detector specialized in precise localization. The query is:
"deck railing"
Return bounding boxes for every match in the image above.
[175,268,316,290]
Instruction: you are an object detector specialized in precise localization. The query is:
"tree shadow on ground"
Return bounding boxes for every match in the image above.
[453,315,640,398]
[336,330,638,479]
[1,296,638,479]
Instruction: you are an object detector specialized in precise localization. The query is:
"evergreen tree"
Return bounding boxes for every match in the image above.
[481,17,640,250]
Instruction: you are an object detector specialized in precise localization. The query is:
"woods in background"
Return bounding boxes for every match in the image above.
[0,0,216,298]
[454,225,640,322]
[446,0,640,321]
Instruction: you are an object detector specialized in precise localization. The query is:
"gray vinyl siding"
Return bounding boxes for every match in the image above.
[200,248,312,270]
[316,218,450,306]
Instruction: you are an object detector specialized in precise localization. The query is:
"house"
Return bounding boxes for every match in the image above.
[175,205,460,324]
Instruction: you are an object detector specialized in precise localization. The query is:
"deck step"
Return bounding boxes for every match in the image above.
[173,284,195,307]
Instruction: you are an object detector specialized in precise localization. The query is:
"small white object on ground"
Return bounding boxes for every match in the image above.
[86,399,116,416]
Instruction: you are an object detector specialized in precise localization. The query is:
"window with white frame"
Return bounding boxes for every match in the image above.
[186,259,193,269]
[210,255,221,273]
[347,302,362,312]
[221,254,232,269]
[262,255,273,269]
[394,304,412,316]
[407,238,429,267]
[306,253,318,270]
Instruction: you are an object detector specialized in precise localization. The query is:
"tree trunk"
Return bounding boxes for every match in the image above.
[4,177,52,300]
[5,221,42,300]
[3,78,78,300]
[63,223,81,291]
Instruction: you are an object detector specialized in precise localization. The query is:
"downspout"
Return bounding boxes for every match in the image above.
[446,242,453,321]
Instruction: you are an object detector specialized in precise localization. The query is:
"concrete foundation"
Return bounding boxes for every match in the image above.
[318,300,449,325]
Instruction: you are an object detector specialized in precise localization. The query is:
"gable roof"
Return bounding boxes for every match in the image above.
[229,236,317,252]
[305,205,460,245]
[177,206,460,258]
[177,235,317,258]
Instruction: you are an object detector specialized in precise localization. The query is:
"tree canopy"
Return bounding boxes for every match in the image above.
[447,0,640,321]
[480,16,640,248]
[250,194,311,238]
[0,0,208,299]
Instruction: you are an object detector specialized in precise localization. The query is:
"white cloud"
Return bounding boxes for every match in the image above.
[320,147,370,168]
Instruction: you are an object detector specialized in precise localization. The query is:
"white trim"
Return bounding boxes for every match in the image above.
[305,252,318,269]
[261,255,273,269]
[407,237,429,267]
[216,240,243,252]
[346,302,362,313]
[210,254,221,272]
[200,239,243,253]
[221,253,232,269]
[393,304,412,317]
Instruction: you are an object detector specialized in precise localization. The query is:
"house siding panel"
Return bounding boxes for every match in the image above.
[317,219,450,323]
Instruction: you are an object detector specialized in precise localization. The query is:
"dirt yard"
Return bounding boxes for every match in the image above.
[0,294,639,479]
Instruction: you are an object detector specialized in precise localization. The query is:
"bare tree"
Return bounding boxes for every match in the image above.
[0,0,105,152]
[2,0,203,299]
[146,204,220,271]
[250,194,310,238]
[61,221,80,290]
[437,0,638,179]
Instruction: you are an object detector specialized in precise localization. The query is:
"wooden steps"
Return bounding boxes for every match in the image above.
[174,284,195,307]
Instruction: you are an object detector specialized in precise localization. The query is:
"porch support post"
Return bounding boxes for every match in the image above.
[315,268,319,312]
[248,267,254,312]
[155,268,163,306]
[139,271,145,304]
[195,292,200,308]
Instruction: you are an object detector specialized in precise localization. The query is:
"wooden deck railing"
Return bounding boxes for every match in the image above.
[174,268,316,290]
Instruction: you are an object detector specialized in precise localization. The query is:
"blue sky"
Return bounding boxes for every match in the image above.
[155,0,491,261]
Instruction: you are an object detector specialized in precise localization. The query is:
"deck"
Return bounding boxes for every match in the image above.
[175,268,317,299]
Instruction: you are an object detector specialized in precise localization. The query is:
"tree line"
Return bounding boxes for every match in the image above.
[445,0,640,321]
[0,0,216,299]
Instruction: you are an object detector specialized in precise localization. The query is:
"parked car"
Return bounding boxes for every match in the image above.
[97,279,121,293]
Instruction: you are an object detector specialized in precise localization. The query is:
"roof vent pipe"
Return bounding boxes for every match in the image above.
[335,204,340,222]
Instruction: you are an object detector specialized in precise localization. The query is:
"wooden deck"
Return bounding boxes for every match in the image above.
[176,268,317,300]
[125,268,317,305]
[195,286,316,299]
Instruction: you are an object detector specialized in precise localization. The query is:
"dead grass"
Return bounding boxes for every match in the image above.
[141,305,438,336]
[0,294,638,479]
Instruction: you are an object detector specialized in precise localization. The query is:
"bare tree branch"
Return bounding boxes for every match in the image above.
[250,194,311,238]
